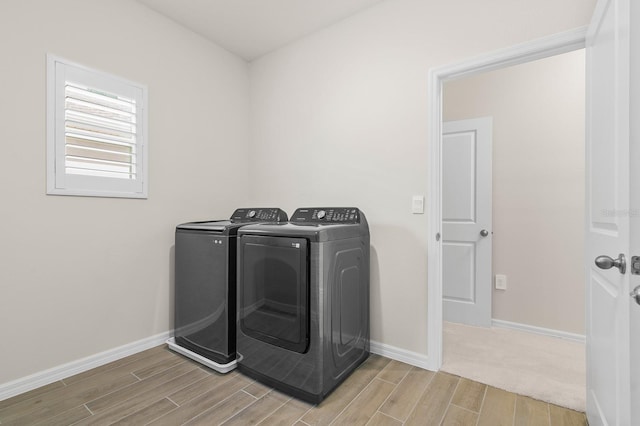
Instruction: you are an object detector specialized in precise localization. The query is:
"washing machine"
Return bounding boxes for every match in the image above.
[236,207,370,403]
[167,208,288,373]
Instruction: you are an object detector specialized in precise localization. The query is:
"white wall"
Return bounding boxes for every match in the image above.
[248,0,595,357]
[443,50,586,334]
[0,0,250,385]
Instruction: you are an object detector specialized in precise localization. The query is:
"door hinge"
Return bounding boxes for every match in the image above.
[631,256,640,275]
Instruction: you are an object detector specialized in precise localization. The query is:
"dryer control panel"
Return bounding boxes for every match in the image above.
[231,208,288,223]
[291,208,360,224]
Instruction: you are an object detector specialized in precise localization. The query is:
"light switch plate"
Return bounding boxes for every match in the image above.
[412,195,425,214]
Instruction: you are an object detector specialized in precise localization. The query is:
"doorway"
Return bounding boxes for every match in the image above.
[426,27,588,371]
[442,49,586,335]
[438,48,587,410]
[426,29,591,413]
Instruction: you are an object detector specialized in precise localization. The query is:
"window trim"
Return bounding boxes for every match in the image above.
[46,54,149,199]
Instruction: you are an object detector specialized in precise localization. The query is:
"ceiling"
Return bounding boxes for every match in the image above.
[136,0,387,61]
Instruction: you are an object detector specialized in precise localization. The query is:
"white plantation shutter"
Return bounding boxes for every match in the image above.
[47,55,148,198]
[65,83,138,179]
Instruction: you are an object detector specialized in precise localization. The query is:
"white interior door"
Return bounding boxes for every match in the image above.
[585,0,634,424]
[442,118,492,327]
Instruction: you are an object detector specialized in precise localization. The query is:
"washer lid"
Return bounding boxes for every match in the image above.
[176,208,288,234]
[176,220,232,232]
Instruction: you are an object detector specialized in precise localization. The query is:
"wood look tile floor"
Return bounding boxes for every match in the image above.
[0,345,587,425]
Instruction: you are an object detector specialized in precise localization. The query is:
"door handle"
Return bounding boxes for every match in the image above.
[631,285,640,305]
[595,254,626,274]
[480,229,489,237]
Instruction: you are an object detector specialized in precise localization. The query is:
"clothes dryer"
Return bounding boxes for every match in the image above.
[236,207,370,402]
[168,208,287,373]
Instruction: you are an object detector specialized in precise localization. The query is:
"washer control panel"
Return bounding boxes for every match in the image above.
[231,208,288,223]
[291,208,360,224]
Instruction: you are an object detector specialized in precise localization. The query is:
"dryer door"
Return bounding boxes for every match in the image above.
[239,235,309,353]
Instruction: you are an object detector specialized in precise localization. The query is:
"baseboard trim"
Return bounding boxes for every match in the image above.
[0,331,171,402]
[491,319,586,343]
[370,340,434,371]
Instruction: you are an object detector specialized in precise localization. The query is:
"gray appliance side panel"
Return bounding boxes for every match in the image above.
[174,230,233,361]
[322,236,370,389]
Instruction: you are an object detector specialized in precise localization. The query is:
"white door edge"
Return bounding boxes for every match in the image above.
[426,26,587,371]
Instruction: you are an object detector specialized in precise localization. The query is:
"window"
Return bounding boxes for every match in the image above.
[47,55,148,198]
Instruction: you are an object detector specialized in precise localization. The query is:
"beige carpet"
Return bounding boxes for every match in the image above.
[441,321,586,412]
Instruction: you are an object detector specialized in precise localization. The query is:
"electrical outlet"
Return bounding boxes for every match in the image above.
[495,274,507,290]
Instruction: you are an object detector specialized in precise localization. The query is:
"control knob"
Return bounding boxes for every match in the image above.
[248,210,256,218]
[317,210,326,219]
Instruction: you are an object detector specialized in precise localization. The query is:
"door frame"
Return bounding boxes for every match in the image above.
[426,27,587,371]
